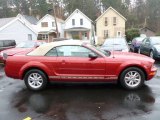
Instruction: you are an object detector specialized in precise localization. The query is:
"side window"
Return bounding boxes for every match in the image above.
[11,40,16,46]
[56,46,98,57]
[142,38,147,44]
[45,48,58,56]
[3,40,10,47]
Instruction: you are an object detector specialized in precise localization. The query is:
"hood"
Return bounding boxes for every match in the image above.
[101,45,128,51]
[1,48,34,56]
[110,51,154,63]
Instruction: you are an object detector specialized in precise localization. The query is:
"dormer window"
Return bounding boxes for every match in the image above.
[113,17,117,26]
[80,19,83,25]
[41,22,48,27]
[104,17,108,26]
[52,22,55,27]
[72,19,75,26]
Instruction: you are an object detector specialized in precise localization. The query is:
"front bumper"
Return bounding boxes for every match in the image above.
[147,66,157,80]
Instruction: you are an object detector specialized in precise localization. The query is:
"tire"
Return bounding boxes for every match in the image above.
[130,48,133,52]
[119,67,145,90]
[138,48,141,54]
[133,48,136,53]
[24,69,48,91]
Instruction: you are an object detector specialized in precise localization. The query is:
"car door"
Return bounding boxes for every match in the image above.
[140,38,148,55]
[142,38,151,55]
[54,45,106,80]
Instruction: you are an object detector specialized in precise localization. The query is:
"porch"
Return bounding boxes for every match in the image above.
[37,30,57,43]
[64,27,90,40]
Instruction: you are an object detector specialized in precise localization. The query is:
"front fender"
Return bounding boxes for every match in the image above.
[19,61,51,79]
[116,61,148,77]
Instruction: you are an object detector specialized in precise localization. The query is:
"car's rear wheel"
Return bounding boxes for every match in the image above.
[120,67,145,90]
[24,69,48,91]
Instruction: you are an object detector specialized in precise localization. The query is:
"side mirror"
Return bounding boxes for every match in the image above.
[88,53,98,59]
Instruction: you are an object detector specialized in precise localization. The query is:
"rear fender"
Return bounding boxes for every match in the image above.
[19,61,51,79]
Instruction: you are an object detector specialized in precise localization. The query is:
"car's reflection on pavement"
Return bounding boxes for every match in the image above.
[11,84,155,120]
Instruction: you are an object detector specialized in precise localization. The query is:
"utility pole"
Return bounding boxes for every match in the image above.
[53,0,59,38]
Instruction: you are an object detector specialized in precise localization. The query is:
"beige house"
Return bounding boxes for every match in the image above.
[96,7,127,45]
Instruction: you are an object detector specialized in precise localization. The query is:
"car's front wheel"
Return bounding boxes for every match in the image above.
[120,67,145,90]
[24,69,48,91]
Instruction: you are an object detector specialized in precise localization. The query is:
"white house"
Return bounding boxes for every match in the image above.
[0,16,38,44]
[64,9,95,42]
[35,14,64,42]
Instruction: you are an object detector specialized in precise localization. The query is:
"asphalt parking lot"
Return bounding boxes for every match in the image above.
[0,62,160,120]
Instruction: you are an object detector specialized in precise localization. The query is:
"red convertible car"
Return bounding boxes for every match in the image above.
[4,40,157,91]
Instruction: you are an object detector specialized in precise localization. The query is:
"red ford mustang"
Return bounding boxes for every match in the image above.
[4,40,157,91]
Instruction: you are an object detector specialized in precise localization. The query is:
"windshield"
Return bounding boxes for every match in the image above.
[16,42,35,48]
[102,38,127,47]
[87,44,110,56]
[136,37,145,42]
[150,37,160,45]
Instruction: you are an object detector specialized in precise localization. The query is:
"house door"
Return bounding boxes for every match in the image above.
[82,32,88,40]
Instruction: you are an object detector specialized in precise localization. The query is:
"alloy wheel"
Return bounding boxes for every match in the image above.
[28,73,43,89]
[124,71,141,88]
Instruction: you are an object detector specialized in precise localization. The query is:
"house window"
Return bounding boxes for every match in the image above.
[41,22,48,27]
[117,31,121,37]
[72,19,75,26]
[80,19,83,25]
[28,34,32,40]
[42,34,48,40]
[104,17,108,26]
[113,17,117,26]
[104,30,109,38]
[52,22,55,27]
[85,32,87,37]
